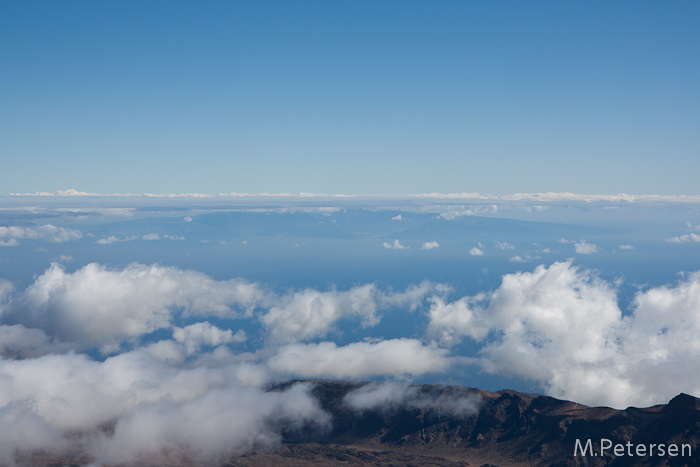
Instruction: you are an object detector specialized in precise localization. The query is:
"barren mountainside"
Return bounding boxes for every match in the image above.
[21,381,700,467]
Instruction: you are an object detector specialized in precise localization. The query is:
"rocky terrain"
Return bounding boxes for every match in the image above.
[19,381,700,467]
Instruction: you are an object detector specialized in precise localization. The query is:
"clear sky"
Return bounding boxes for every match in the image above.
[1,0,698,195]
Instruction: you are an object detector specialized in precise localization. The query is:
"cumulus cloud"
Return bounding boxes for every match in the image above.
[142,233,160,240]
[439,205,498,220]
[261,285,381,344]
[666,233,700,243]
[1,263,266,352]
[574,240,600,254]
[427,261,700,408]
[0,225,82,243]
[618,244,635,250]
[421,241,440,250]
[391,214,402,220]
[96,235,138,245]
[0,350,328,465]
[509,255,526,262]
[172,322,246,355]
[343,382,482,417]
[261,282,444,344]
[0,238,19,247]
[382,239,407,249]
[1,262,444,353]
[469,247,484,256]
[495,241,514,250]
[267,339,452,379]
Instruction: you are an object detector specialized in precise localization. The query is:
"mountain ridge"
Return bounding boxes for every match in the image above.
[18,381,700,467]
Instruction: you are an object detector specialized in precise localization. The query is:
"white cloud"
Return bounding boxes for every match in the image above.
[0,225,82,243]
[665,233,700,243]
[1,262,444,352]
[391,214,402,221]
[574,240,600,254]
[261,285,380,344]
[382,239,407,250]
[142,233,160,240]
[343,382,481,417]
[411,192,700,204]
[260,282,444,344]
[184,216,193,222]
[495,241,514,250]
[0,350,328,465]
[172,322,246,355]
[267,339,452,379]
[96,235,138,245]
[618,244,635,250]
[164,234,185,240]
[509,255,526,262]
[525,205,549,212]
[439,205,498,220]
[469,247,484,256]
[1,263,266,351]
[0,324,74,358]
[421,241,440,250]
[426,261,700,408]
[0,239,19,247]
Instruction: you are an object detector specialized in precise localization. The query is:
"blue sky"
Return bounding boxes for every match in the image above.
[1,0,698,195]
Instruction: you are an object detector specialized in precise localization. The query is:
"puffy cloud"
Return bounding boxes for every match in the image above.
[1,262,443,353]
[391,214,402,220]
[421,241,440,250]
[172,322,246,355]
[0,225,82,243]
[261,285,380,344]
[343,382,481,417]
[509,255,526,262]
[426,261,700,408]
[469,247,484,256]
[261,282,444,344]
[267,339,452,379]
[574,240,600,254]
[1,263,266,351]
[96,235,138,245]
[666,233,700,243]
[382,239,407,249]
[439,205,497,219]
[618,244,635,250]
[0,349,328,465]
[0,239,19,247]
[184,216,193,222]
[142,233,160,240]
[0,324,74,358]
[92,382,329,465]
[495,241,514,250]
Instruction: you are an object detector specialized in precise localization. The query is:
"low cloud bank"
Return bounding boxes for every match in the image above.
[344,382,482,417]
[0,350,328,465]
[0,224,82,244]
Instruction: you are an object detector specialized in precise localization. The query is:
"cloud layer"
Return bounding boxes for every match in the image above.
[0,260,699,463]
